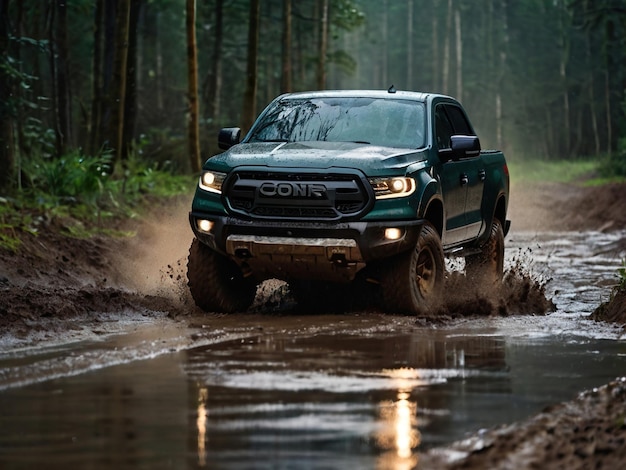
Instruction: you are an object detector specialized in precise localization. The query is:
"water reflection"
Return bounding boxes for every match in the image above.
[375,387,420,469]
[196,386,208,467]
[184,333,508,468]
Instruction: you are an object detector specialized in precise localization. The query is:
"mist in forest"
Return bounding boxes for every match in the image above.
[1,0,624,182]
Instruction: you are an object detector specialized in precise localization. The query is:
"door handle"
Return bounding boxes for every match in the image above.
[478,169,486,181]
[460,174,469,185]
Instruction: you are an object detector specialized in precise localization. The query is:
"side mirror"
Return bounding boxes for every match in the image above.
[218,127,241,150]
[450,135,481,159]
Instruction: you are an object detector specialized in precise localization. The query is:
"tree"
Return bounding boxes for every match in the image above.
[122,0,143,161]
[107,0,130,171]
[203,0,224,120]
[89,0,104,156]
[281,0,292,93]
[0,0,14,191]
[241,0,260,133]
[316,0,329,89]
[186,0,201,173]
[51,0,71,157]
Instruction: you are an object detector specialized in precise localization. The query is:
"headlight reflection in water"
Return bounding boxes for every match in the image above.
[376,368,421,469]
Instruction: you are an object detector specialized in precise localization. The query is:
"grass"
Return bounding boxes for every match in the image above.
[508,157,626,185]
[0,152,196,252]
[507,157,599,184]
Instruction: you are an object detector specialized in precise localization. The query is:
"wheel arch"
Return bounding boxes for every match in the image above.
[422,197,444,238]
[493,193,507,226]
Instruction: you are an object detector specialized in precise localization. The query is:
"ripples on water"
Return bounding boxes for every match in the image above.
[0,230,625,469]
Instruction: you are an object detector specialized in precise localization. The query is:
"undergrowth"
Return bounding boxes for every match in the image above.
[0,150,194,251]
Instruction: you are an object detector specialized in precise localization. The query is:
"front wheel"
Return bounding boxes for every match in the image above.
[465,218,505,286]
[187,239,256,313]
[380,222,445,314]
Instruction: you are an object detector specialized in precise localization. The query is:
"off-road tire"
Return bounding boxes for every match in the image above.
[380,222,445,314]
[187,238,256,313]
[466,218,505,286]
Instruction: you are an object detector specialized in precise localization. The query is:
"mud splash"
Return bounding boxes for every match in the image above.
[239,254,556,319]
[435,255,556,320]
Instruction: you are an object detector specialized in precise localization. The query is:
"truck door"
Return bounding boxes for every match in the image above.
[444,105,485,240]
[435,104,485,245]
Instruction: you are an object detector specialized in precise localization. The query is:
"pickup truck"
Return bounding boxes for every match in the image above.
[187,89,510,314]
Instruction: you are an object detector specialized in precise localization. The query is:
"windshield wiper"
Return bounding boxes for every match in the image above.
[251,138,289,143]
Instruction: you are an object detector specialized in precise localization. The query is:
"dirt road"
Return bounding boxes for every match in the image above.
[0,181,625,469]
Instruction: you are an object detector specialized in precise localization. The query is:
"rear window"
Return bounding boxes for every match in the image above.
[248,97,426,149]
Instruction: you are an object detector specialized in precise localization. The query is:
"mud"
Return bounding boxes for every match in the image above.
[1,181,626,469]
[421,377,626,469]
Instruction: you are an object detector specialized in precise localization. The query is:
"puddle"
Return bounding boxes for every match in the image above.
[0,230,625,469]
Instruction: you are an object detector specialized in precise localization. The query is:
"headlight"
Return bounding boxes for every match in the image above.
[368,177,416,199]
[199,171,227,194]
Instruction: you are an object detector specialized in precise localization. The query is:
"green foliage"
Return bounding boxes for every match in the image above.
[0,198,37,252]
[331,0,365,32]
[507,157,598,184]
[113,150,192,201]
[597,138,626,179]
[23,150,112,206]
[0,144,194,249]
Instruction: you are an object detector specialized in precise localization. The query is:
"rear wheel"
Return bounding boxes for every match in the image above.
[187,238,256,313]
[466,219,505,286]
[380,222,445,314]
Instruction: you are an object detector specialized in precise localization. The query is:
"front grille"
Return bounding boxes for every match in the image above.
[225,171,371,220]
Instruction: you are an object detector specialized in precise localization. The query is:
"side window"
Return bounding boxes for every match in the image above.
[435,105,454,150]
[444,105,474,135]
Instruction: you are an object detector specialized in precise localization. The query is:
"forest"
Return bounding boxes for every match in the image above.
[1,0,625,195]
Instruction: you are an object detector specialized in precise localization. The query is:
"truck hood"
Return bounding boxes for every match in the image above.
[206,141,428,175]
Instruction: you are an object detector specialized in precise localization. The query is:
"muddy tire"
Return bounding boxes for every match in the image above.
[187,238,256,313]
[380,222,445,314]
[466,218,505,286]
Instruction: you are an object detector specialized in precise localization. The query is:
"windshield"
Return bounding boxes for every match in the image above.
[248,97,426,149]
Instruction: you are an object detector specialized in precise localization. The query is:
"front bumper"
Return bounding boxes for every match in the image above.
[189,212,424,282]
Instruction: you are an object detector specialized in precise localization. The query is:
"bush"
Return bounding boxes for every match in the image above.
[15,148,193,227]
[598,138,626,179]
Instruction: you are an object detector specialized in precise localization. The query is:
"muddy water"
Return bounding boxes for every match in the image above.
[0,230,625,469]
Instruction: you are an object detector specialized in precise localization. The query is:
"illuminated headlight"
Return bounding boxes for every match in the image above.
[368,177,416,199]
[385,228,403,240]
[199,171,226,194]
[197,219,214,233]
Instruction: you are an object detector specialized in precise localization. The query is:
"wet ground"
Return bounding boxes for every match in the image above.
[0,229,625,469]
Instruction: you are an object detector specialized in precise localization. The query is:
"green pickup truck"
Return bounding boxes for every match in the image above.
[188,89,510,314]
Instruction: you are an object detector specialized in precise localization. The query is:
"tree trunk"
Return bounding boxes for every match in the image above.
[455,7,462,102]
[186,0,201,173]
[442,0,453,94]
[281,0,292,93]
[241,0,260,133]
[586,33,600,155]
[406,0,413,88]
[0,0,15,191]
[89,0,104,155]
[605,68,611,156]
[54,0,71,156]
[155,11,163,112]
[316,0,329,90]
[432,0,439,91]
[204,0,223,120]
[558,0,571,157]
[496,0,509,151]
[108,0,131,171]
[121,0,142,160]
[380,0,388,87]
